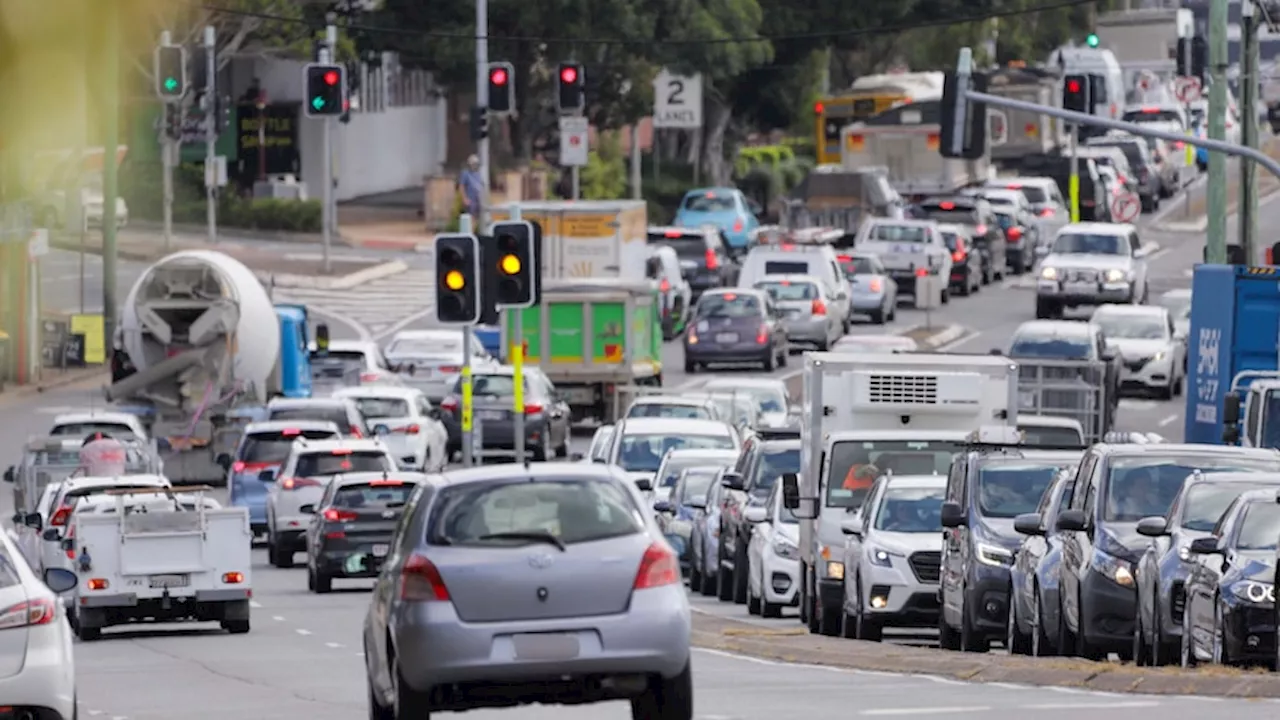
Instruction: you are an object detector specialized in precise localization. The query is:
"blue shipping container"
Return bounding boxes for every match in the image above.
[1185,264,1280,444]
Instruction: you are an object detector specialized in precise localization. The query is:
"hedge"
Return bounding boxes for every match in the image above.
[121,158,321,233]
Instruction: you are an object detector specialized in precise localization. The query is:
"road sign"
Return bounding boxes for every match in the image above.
[559,116,589,167]
[653,70,703,129]
[27,228,48,259]
[1175,76,1202,103]
[1112,192,1141,223]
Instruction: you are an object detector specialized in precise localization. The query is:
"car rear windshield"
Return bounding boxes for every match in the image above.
[1180,483,1274,531]
[763,260,809,274]
[647,233,705,257]
[386,337,462,356]
[869,224,928,243]
[242,430,337,463]
[978,463,1063,518]
[658,455,732,488]
[1235,502,1280,550]
[919,207,980,225]
[314,350,367,364]
[940,232,961,251]
[51,422,136,438]
[1019,425,1084,448]
[455,374,522,396]
[64,485,164,507]
[1105,456,1280,522]
[427,478,642,546]
[682,194,735,212]
[626,403,713,420]
[0,550,21,588]
[350,397,411,419]
[334,480,418,507]
[295,451,391,477]
[752,447,801,499]
[839,256,874,275]
[993,211,1014,229]
[756,280,818,301]
[695,293,760,318]
[1009,333,1092,360]
[268,407,354,434]
[826,440,962,509]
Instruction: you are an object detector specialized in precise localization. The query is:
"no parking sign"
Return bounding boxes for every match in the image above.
[1111,193,1141,223]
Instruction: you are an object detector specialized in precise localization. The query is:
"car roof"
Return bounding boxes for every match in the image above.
[882,473,947,489]
[632,395,709,406]
[333,386,420,400]
[703,377,785,391]
[324,339,379,352]
[293,439,388,453]
[268,397,352,408]
[619,418,734,435]
[61,474,169,490]
[439,461,630,488]
[1100,443,1280,460]
[1091,304,1168,319]
[759,438,802,450]
[390,328,468,341]
[1233,488,1280,505]
[866,218,938,229]
[1015,320,1092,338]
[1182,471,1280,487]
[757,274,822,285]
[663,448,738,459]
[244,420,341,434]
[978,449,1083,464]
[649,225,712,237]
[1058,222,1136,235]
[52,411,137,424]
[991,177,1057,188]
[700,287,767,300]
[934,222,971,235]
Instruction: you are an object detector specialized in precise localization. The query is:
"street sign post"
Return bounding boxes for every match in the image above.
[559,116,589,167]
[653,70,703,129]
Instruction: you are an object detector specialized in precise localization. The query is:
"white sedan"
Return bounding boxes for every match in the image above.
[332,386,449,471]
[1089,304,1185,399]
[0,528,78,720]
[744,484,801,618]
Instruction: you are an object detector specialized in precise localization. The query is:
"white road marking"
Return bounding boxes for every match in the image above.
[936,330,980,352]
[272,615,286,621]
[249,600,262,608]
[87,712,103,717]
[1119,399,1156,411]
[860,708,991,716]
[1145,248,1169,262]
[1158,413,1179,427]
[1023,702,1159,710]
[295,628,312,635]
[325,641,344,648]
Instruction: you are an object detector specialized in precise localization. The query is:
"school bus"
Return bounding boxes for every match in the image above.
[814,71,945,164]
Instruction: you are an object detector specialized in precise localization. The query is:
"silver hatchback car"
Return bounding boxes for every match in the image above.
[754,274,846,350]
[363,462,693,719]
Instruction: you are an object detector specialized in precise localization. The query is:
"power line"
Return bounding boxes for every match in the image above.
[201,0,1097,48]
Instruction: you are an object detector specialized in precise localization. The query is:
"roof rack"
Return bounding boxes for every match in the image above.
[1103,431,1164,444]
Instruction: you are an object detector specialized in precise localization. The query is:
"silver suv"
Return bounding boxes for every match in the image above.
[1035,223,1150,320]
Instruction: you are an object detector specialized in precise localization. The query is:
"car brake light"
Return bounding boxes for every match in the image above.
[1007,227,1023,242]
[524,403,544,414]
[64,527,76,559]
[369,479,404,486]
[663,229,682,238]
[1039,208,1054,217]
[811,299,826,315]
[331,449,353,455]
[349,428,363,438]
[756,324,769,344]
[722,293,737,301]
[281,428,301,436]
[733,219,744,232]
[704,248,718,270]
[404,424,420,435]
[836,254,851,262]
[975,224,988,235]
[441,397,459,410]
[952,250,965,262]
[1006,183,1022,189]
[323,508,358,522]
[361,372,379,382]
[659,278,670,292]
[438,365,459,373]
[87,578,108,590]
[400,553,450,601]
[779,244,794,250]
[0,598,56,629]
[232,461,246,473]
[868,278,882,292]
[939,201,955,209]
[1141,107,1158,114]
[633,543,680,589]
[281,477,318,490]
[49,506,71,527]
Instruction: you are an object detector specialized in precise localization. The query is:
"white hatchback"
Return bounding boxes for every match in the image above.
[332,386,449,472]
[0,529,77,720]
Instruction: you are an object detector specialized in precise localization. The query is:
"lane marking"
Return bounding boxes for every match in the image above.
[1158,413,1179,427]
[272,615,286,621]
[249,600,263,608]
[325,642,344,648]
[1145,248,1169,262]
[1023,702,1159,710]
[936,330,981,352]
[860,708,991,716]
[295,628,312,635]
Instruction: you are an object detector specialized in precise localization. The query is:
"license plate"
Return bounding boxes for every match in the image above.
[149,574,189,588]
[371,544,389,557]
[512,633,581,660]
[1065,282,1096,295]
[477,410,505,421]
[715,333,739,343]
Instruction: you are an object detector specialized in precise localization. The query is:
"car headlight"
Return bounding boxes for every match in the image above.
[1104,268,1129,283]
[771,537,799,560]
[1040,267,1058,280]
[825,560,844,580]
[1177,545,1192,562]
[1230,580,1275,604]
[868,547,896,568]
[1152,350,1166,362]
[1092,549,1135,587]
[976,542,1013,567]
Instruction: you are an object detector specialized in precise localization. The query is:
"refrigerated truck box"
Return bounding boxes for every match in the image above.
[1184,264,1280,444]
[490,201,648,281]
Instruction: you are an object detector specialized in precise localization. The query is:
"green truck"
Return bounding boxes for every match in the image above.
[501,278,663,423]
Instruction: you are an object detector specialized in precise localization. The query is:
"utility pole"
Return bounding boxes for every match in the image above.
[1207,0,1228,264]
[159,31,175,252]
[204,26,218,245]
[102,1,120,346]
[475,0,490,227]
[458,212,476,467]
[320,25,337,274]
[1240,0,1260,265]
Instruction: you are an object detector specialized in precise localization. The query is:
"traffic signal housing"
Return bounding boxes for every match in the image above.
[304,63,346,117]
[470,106,489,141]
[435,234,482,324]
[939,72,988,160]
[154,45,187,102]
[1177,36,1208,82]
[488,62,514,114]
[557,62,584,113]
[488,221,541,307]
[1063,74,1092,114]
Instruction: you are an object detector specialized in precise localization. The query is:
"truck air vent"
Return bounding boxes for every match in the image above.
[866,373,938,404]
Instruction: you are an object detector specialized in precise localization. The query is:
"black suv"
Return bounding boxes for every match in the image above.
[915,196,1007,284]
[1086,136,1162,212]
[647,226,739,299]
[939,447,1082,652]
[716,437,801,604]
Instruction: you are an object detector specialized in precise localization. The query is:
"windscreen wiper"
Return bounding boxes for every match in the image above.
[478,530,566,552]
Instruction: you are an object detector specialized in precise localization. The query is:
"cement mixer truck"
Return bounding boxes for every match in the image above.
[105,251,314,485]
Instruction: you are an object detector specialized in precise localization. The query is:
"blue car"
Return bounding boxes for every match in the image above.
[673,187,760,251]
[221,420,342,534]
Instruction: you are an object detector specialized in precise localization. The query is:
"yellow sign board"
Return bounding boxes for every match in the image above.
[70,314,105,364]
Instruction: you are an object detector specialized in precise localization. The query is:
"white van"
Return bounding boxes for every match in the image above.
[1049,47,1125,120]
[737,243,851,303]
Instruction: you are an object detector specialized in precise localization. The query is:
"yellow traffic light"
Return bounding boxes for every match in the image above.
[500,253,521,275]
[444,269,465,291]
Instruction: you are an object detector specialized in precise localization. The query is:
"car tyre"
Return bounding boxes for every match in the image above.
[778,347,788,367]
[1035,298,1058,320]
[369,676,394,720]
[75,620,101,642]
[959,601,987,653]
[954,281,971,298]
[393,659,432,719]
[732,545,749,604]
[940,288,950,305]
[223,618,251,634]
[1151,593,1173,666]
[268,535,293,569]
[684,358,697,374]
[630,660,693,720]
[746,576,762,615]
[869,307,886,324]
[716,545,734,602]
[762,348,776,372]
[1007,586,1031,655]
[310,565,333,594]
[938,612,961,651]
[689,548,703,592]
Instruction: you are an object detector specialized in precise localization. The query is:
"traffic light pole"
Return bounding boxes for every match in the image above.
[158,32,175,252]
[1240,0,1260,264]
[205,26,218,246]
[1208,0,1229,264]
[475,0,490,226]
[319,43,335,274]
[458,213,476,467]
[101,1,120,349]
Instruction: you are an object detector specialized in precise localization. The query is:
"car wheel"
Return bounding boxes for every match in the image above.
[689,548,703,591]
[223,618,251,634]
[855,575,883,642]
[268,536,293,569]
[1031,584,1055,657]
[869,307,886,324]
[746,571,762,615]
[684,358,697,374]
[369,675,394,720]
[1007,584,1031,655]
[941,288,950,305]
[938,609,961,651]
[630,660,693,720]
[1151,592,1172,666]
[310,565,332,594]
[716,543,734,602]
[733,545,749,604]
[393,657,433,718]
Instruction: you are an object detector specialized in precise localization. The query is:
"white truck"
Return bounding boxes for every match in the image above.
[67,487,252,641]
[853,217,953,303]
[489,201,649,281]
[842,100,995,198]
[986,65,1067,167]
[781,352,1020,636]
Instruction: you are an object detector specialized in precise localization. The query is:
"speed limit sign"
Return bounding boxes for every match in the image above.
[1112,192,1141,223]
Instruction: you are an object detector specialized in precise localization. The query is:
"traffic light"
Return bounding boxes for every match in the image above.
[163,104,183,141]
[557,62,584,113]
[154,45,187,102]
[1063,74,1091,114]
[435,234,482,324]
[488,221,541,307]
[470,105,489,141]
[1085,33,1100,48]
[488,62,514,114]
[1177,35,1208,81]
[303,63,345,117]
[939,72,988,160]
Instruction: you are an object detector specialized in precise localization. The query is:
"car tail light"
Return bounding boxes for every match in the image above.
[837,254,851,262]
[952,239,966,263]
[87,578,108,590]
[281,428,302,436]
[975,224,988,236]
[0,598,56,629]
[663,229,683,238]
[441,397,459,411]
[323,508,358,522]
[705,248,718,270]
[49,506,71,527]
[811,299,826,315]
[868,278,882,292]
[361,372,379,382]
[1039,208,1054,217]
[756,324,769,345]
[222,572,244,584]
[524,403,544,414]
[633,543,680,589]
[370,479,404,486]
[399,553,450,601]
[64,527,76,560]
[939,201,956,210]
[1007,227,1023,243]
[232,461,246,473]
[280,477,320,490]
[659,278,670,292]
[403,424,420,435]
[438,366,459,373]
[733,219,744,232]
[1006,183,1022,189]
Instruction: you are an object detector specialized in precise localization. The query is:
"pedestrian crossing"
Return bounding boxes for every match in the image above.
[274,267,437,339]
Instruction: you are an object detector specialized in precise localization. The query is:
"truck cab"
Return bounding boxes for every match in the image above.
[274,304,313,399]
[1222,376,1280,449]
[782,352,1020,636]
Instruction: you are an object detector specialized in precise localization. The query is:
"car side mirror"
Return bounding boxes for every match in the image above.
[1223,393,1242,426]
[743,506,767,524]
[653,500,674,514]
[1055,508,1089,532]
[43,567,77,594]
[215,454,232,472]
[374,424,391,436]
[41,528,59,542]
[2,466,13,483]
[940,501,966,528]
[60,538,75,552]
[634,478,653,492]
[685,497,706,510]
[1187,536,1221,555]
[1101,347,1118,360]
[840,517,862,536]
[1012,512,1044,536]
[299,504,316,514]
[258,469,277,483]
[720,471,745,491]
[21,513,41,531]
[1136,516,1169,537]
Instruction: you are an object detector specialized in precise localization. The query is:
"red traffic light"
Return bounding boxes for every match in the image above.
[814,101,825,115]
[324,70,339,86]
[1066,79,1081,93]
[490,68,508,86]
[560,66,578,84]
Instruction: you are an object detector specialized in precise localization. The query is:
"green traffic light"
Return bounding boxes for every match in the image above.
[163,77,178,92]
[312,97,325,110]
[1086,33,1099,48]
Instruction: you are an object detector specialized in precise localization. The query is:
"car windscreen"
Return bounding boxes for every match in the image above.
[333,480,418,508]
[349,397,411,419]
[978,463,1062,518]
[386,336,462,357]
[648,234,705,257]
[682,194,735,212]
[825,440,963,509]
[1052,233,1124,255]
[680,468,720,503]
[658,455,733,488]
[241,430,337,464]
[1234,502,1280,550]
[1104,456,1280,522]
[756,280,818,301]
[874,486,945,531]
[705,384,786,413]
[1019,425,1084,448]
[616,433,736,473]
[763,260,809,275]
[1009,332,1092,360]
[1180,483,1276,531]
[750,446,801,500]
[51,422,137,439]
[314,349,367,364]
[268,407,354,434]
[695,293,760,319]
[1092,313,1166,340]
[294,451,391,477]
[626,403,713,420]
[427,478,642,546]
[1089,141,1144,167]
[993,211,1014,229]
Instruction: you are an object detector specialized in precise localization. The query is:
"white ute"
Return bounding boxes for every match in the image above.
[68,486,252,640]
